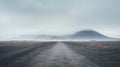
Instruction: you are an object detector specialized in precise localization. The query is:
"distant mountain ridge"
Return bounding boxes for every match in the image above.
[17,30,118,40]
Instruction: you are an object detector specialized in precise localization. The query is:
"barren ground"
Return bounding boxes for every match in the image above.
[0,41,120,67]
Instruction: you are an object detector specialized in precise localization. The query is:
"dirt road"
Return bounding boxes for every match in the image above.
[0,42,99,67]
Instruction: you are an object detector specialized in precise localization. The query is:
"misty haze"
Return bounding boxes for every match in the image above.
[0,0,120,67]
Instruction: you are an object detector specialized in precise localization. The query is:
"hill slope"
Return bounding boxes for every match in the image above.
[71,30,112,39]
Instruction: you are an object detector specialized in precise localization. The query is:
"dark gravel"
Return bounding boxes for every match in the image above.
[64,41,120,67]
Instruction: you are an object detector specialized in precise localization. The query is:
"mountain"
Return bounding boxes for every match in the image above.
[71,30,112,39]
[16,30,119,40]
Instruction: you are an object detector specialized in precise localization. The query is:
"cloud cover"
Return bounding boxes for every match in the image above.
[0,0,120,39]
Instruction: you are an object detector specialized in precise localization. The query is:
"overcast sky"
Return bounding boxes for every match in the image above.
[0,0,120,39]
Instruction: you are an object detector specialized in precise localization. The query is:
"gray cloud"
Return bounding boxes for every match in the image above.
[0,0,120,38]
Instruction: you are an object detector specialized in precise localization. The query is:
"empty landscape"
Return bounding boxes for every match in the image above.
[0,41,120,67]
[0,0,120,67]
